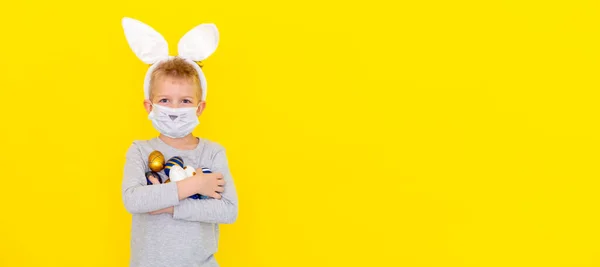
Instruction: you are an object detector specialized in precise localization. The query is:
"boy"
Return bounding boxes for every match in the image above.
[121,17,238,267]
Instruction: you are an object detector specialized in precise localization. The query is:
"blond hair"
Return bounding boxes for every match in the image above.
[149,57,202,100]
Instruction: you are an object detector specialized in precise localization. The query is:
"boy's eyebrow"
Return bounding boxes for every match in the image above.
[154,95,195,99]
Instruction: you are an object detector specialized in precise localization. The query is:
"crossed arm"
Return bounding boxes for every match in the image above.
[121,145,238,224]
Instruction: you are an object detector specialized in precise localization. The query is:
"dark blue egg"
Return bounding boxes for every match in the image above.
[145,171,162,185]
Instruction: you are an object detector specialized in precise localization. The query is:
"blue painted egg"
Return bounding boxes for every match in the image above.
[164,156,184,177]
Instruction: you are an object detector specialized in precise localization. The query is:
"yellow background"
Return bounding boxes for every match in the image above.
[1,0,599,266]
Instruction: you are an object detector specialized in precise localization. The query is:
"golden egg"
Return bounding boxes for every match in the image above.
[148,150,165,172]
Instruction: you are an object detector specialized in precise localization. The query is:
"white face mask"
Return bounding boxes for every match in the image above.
[148,103,200,138]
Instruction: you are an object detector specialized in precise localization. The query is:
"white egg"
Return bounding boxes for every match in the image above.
[169,165,188,182]
[184,166,196,177]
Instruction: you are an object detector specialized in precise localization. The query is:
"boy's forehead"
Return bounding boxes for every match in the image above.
[152,77,199,97]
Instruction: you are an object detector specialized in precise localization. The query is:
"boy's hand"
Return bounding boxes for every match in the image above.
[149,206,174,215]
[193,172,225,199]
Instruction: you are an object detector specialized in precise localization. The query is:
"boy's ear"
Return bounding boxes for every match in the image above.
[122,17,169,64]
[178,23,219,61]
[144,99,153,114]
[196,101,206,117]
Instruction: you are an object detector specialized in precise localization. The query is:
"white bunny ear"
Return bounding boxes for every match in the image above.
[122,17,169,64]
[178,23,219,61]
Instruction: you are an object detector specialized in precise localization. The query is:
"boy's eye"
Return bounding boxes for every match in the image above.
[159,99,168,103]
[183,99,192,104]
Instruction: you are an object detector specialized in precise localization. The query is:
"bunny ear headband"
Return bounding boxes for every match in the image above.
[121,17,219,101]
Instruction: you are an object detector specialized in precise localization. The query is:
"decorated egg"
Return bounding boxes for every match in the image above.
[145,171,162,185]
[168,165,188,182]
[148,151,165,172]
[164,156,184,177]
[184,166,196,177]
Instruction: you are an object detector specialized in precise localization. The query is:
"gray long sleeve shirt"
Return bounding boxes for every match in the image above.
[122,137,238,267]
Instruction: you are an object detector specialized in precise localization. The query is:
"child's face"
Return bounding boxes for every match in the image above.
[144,76,205,116]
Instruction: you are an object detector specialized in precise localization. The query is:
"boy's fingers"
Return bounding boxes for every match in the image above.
[211,192,222,199]
[216,187,225,193]
[217,180,226,186]
[149,177,160,184]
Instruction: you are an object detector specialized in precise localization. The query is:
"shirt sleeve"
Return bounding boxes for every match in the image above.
[121,142,180,214]
[172,148,239,224]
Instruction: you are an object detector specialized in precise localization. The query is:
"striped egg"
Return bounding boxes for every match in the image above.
[164,156,184,177]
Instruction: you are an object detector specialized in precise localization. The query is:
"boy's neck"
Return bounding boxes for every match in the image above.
[158,134,199,150]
